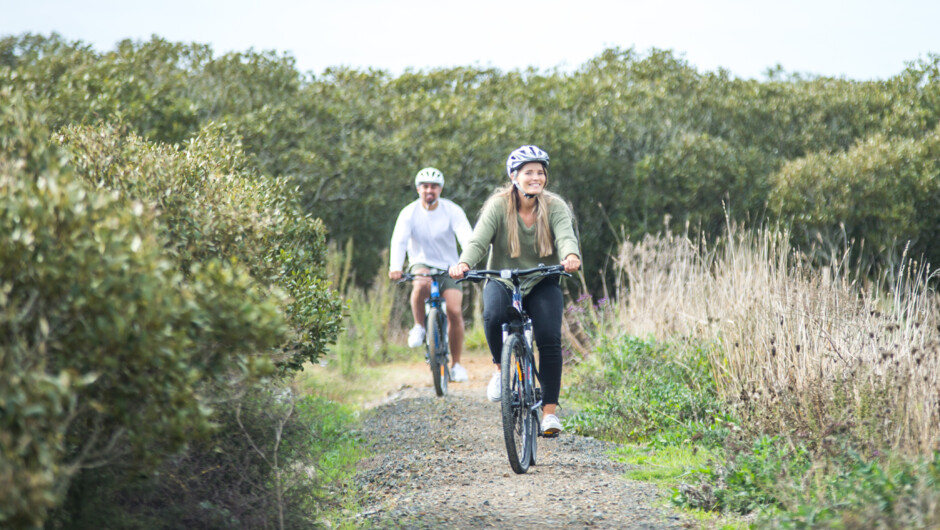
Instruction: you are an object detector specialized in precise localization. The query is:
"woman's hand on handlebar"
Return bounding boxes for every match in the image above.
[562,254,581,273]
[449,263,470,279]
[389,270,403,281]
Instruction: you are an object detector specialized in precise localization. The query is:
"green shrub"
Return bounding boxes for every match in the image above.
[677,436,940,527]
[565,335,733,448]
[49,385,361,529]
[769,128,940,269]
[59,385,359,530]
[632,131,775,237]
[675,436,812,515]
[56,121,343,370]
[746,445,940,528]
[0,366,86,528]
[0,92,310,527]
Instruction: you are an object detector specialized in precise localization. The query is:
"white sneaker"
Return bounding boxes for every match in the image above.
[451,363,468,382]
[486,371,501,402]
[541,414,563,435]
[407,324,425,348]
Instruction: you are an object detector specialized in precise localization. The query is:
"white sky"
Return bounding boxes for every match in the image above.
[3,0,939,80]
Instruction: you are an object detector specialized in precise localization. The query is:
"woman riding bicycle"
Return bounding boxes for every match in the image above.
[449,145,581,435]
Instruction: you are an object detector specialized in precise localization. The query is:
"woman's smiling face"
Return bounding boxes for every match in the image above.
[514,162,547,196]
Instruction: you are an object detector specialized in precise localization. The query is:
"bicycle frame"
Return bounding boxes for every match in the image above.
[501,281,540,408]
[399,269,446,323]
[399,268,450,396]
[463,264,568,396]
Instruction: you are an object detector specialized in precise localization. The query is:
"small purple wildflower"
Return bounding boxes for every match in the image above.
[562,347,574,361]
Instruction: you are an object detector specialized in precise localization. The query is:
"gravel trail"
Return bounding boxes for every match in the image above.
[351,353,691,529]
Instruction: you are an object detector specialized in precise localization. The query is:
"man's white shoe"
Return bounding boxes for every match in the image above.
[407,324,426,348]
[541,414,563,435]
[451,363,468,382]
[486,371,502,402]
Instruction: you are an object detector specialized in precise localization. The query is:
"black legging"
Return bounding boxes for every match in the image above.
[482,278,563,405]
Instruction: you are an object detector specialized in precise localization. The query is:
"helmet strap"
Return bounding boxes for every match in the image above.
[511,178,538,200]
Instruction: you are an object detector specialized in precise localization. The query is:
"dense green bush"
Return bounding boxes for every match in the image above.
[0,95,291,526]
[0,85,344,526]
[52,386,360,529]
[632,131,775,236]
[675,435,940,528]
[565,335,732,448]
[773,449,940,528]
[55,121,343,369]
[5,34,940,287]
[769,127,940,268]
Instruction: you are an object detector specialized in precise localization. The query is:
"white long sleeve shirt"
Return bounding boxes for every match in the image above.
[389,198,473,272]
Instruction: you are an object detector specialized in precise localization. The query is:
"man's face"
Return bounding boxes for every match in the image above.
[417,182,442,206]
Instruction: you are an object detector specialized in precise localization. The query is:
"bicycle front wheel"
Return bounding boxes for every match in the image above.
[501,333,535,474]
[426,307,448,397]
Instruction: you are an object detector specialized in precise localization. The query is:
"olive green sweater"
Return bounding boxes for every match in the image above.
[458,193,581,294]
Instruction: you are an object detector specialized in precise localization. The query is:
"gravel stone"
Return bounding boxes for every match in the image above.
[352,382,692,529]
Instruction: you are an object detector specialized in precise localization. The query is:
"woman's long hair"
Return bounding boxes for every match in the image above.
[483,173,558,258]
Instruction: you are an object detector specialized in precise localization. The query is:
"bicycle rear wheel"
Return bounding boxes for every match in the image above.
[426,307,448,397]
[501,334,535,474]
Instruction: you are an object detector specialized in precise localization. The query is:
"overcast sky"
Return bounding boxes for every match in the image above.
[3,0,938,80]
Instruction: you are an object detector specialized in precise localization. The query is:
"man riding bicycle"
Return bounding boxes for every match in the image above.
[389,167,473,382]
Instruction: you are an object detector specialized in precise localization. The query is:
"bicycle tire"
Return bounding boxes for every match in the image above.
[530,389,541,466]
[426,307,448,397]
[438,308,450,394]
[527,360,540,467]
[501,334,534,474]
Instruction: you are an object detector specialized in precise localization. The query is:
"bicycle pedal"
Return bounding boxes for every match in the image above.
[541,431,560,438]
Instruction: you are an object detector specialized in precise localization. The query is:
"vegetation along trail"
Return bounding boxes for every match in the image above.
[349,351,690,528]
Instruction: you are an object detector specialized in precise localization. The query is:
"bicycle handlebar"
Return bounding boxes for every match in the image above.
[457,264,572,285]
[397,267,449,284]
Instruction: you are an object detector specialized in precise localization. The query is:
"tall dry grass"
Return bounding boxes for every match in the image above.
[319,238,489,380]
[324,240,412,374]
[608,226,940,454]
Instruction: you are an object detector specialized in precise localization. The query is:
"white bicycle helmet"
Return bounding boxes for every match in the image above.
[414,167,445,188]
[505,145,549,177]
